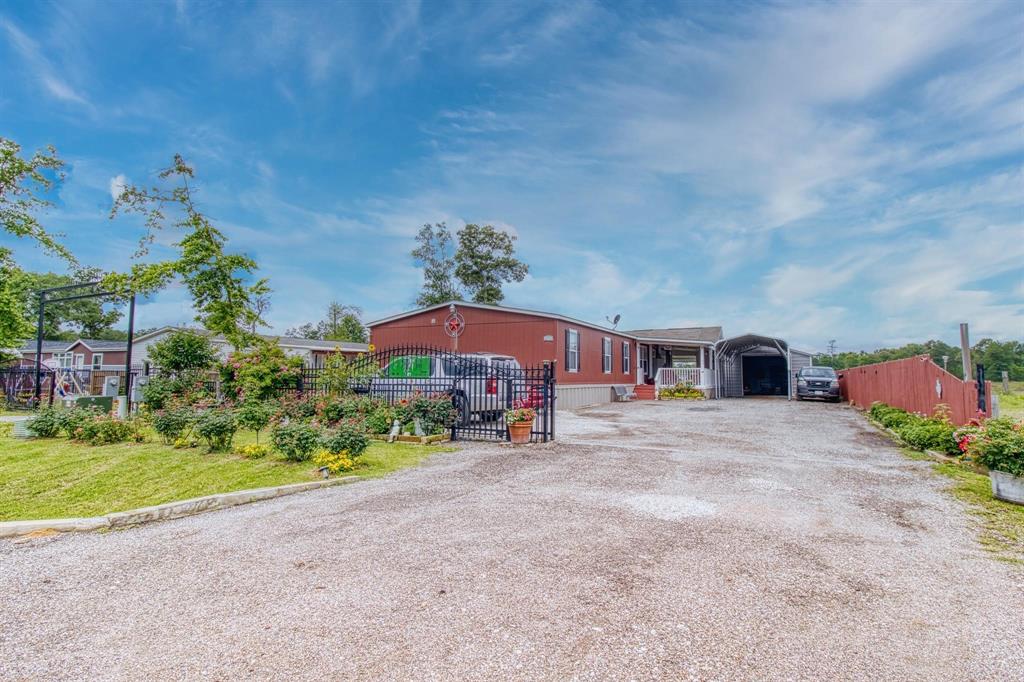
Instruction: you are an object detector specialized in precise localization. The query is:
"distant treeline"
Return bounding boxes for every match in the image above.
[814,339,1024,381]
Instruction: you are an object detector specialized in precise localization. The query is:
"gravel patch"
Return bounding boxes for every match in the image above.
[2,399,1022,680]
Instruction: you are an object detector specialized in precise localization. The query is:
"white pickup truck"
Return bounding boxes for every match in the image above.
[369,352,524,425]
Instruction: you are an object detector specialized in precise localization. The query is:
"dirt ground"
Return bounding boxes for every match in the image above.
[2,398,1023,680]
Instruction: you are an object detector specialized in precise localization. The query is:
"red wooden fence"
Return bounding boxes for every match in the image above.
[837,355,992,426]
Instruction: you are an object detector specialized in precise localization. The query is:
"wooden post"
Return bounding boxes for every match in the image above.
[1003,371,1010,393]
[959,323,972,380]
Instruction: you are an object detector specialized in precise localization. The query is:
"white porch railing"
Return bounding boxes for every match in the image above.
[655,367,714,393]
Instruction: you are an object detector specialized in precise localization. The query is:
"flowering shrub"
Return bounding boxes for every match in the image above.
[506,406,536,425]
[235,443,271,459]
[271,393,319,423]
[56,405,104,439]
[961,417,1024,477]
[401,393,456,434]
[318,395,383,424]
[141,372,214,409]
[193,409,238,452]
[313,449,357,474]
[74,414,138,446]
[320,421,370,458]
[221,338,304,401]
[271,422,322,461]
[152,406,194,444]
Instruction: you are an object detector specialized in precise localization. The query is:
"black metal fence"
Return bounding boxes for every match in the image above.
[279,345,556,443]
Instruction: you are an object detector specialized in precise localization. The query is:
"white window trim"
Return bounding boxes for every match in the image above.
[53,352,72,368]
[91,353,104,370]
[602,337,612,374]
[74,353,85,368]
[567,329,580,373]
[622,341,630,374]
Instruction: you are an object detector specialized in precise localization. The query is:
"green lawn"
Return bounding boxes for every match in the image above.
[901,448,1024,565]
[994,380,1024,420]
[0,429,451,521]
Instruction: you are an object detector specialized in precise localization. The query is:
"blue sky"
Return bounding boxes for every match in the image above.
[1,0,1021,351]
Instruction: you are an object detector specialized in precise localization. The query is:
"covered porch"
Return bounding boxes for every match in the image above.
[623,327,724,398]
[638,342,717,394]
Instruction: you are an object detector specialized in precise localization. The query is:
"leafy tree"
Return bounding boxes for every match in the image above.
[9,270,123,340]
[411,222,462,306]
[285,322,320,339]
[148,329,219,373]
[285,301,367,343]
[0,250,32,363]
[815,338,1024,380]
[0,137,74,265]
[454,223,528,305]
[105,155,269,348]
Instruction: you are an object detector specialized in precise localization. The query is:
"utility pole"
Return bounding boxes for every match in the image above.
[959,323,972,380]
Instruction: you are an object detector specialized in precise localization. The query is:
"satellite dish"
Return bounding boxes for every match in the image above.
[606,314,621,329]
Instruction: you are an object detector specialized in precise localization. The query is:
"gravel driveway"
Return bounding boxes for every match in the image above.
[2,399,1023,680]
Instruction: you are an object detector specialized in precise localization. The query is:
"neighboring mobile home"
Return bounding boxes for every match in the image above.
[130,327,369,368]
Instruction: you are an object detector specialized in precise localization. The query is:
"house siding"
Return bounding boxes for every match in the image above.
[553,320,636,385]
[369,306,638,391]
[370,306,560,370]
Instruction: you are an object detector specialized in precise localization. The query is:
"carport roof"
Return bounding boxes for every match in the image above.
[714,333,814,357]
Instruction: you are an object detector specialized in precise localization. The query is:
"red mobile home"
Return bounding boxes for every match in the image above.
[369,301,639,409]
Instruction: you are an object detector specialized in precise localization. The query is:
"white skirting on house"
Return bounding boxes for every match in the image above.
[555,384,619,410]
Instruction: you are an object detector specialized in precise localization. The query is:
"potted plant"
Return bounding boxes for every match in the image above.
[960,417,1024,505]
[505,406,536,444]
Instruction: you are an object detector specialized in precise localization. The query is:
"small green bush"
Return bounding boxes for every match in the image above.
[406,394,456,434]
[366,406,394,434]
[966,418,1024,477]
[236,400,274,442]
[140,376,178,411]
[868,402,914,429]
[152,407,194,444]
[320,422,370,458]
[895,419,957,454]
[271,421,322,462]
[26,406,62,438]
[193,409,238,452]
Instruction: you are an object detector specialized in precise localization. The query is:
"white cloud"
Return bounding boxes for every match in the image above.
[1,18,91,108]
[108,174,128,202]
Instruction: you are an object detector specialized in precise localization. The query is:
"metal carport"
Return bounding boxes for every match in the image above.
[713,333,814,400]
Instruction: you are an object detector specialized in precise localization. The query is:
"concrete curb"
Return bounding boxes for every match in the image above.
[0,476,360,539]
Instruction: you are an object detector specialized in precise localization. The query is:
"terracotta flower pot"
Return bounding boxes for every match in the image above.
[508,421,533,444]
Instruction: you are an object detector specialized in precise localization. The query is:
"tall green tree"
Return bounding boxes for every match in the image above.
[411,222,461,306]
[815,338,1024,380]
[285,301,367,343]
[105,155,269,348]
[0,250,32,362]
[454,223,529,305]
[10,270,123,340]
[0,137,74,265]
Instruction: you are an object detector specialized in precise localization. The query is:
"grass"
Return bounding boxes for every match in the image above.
[0,429,452,521]
[994,381,1024,420]
[899,447,1024,565]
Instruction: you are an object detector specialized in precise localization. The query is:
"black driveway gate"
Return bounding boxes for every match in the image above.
[300,345,556,443]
